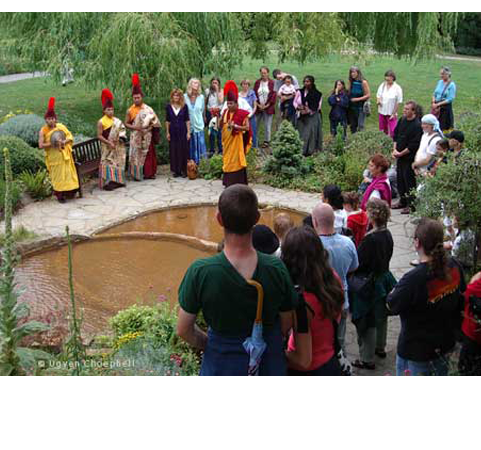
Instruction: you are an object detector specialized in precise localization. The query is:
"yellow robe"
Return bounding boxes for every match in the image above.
[41,123,79,192]
[221,111,248,173]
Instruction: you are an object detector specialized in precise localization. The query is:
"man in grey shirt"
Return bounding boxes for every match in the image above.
[312,203,359,351]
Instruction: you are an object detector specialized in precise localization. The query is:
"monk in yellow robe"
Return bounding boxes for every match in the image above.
[38,97,79,203]
[220,81,252,188]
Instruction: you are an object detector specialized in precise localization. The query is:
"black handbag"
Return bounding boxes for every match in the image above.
[348,272,374,297]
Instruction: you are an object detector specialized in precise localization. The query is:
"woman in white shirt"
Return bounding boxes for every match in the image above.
[376,70,403,138]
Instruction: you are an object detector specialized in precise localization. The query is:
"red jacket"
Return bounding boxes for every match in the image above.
[347,210,369,248]
[462,277,481,345]
[253,78,276,115]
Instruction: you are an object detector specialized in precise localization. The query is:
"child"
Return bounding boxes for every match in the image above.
[278,75,297,122]
[328,80,349,138]
[427,138,449,177]
[343,191,369,247]
[273,213,294,257]
[322,184,347,233]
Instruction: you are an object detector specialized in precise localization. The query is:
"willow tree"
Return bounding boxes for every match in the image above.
[0,12,463,100]
[0,12,243,102]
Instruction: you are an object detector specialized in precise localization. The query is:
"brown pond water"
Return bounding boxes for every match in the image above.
[15,238,213,336]
[98,204,307,243]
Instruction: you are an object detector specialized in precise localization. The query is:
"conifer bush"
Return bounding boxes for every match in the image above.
[263,120,312,179]
[0,135,45,177]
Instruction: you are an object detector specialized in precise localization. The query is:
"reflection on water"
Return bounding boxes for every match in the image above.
[15,238,213,335]
[100,205,307,243]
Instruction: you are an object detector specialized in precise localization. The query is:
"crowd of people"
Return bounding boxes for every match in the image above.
[177,185,480,376]
[36,65,480,376]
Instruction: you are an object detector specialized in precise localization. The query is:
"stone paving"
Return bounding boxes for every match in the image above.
[5,174,417,375]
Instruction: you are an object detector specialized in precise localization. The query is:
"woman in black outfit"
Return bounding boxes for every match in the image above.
[387,218,466,376]
[351,198,396,370]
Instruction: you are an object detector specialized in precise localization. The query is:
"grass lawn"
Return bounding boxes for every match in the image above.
[1,54,480,140]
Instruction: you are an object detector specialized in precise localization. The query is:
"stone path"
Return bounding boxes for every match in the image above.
[0,71,47,84]
[5,175,417,375]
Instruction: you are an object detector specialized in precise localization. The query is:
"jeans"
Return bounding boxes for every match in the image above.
[338,309,348,352]
[330,118,347,139]
[396,354,450,376]
[250,115,258,148]
[256,111,273,142]
[209,128,222,155]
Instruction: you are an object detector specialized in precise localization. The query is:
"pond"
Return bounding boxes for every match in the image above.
[16,205,306,335]
[98,204,307,243]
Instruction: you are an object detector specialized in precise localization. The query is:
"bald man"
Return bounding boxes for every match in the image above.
[312,203,358,351]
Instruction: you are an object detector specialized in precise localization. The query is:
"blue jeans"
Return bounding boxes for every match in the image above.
[209,128,222,155]
[337,309,348,352]
[250,115,258,148]
[396,354,450,376]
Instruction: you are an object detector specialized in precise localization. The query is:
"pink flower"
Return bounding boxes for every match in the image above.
[404,369,411,376]
[158,294,167,302]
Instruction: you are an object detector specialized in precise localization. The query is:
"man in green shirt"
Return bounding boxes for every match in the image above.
[177,185,297,375]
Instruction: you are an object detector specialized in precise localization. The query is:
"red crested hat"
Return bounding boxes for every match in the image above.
[224,80,238,102]
[44,97,56,119]
[132,73,143,96]
[101,88,114,110]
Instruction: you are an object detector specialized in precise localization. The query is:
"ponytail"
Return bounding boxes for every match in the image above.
[415,218,450,280]
[429,242,450,280]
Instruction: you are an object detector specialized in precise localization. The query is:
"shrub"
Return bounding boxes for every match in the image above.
[0,135,45,177]
[414,150,481,271]
[0,114,45,147]
[456,111,481,152]
[18,169,52,200]
[343,130,393,158]
[199,154,223,180]
[263,121,312,178]
[109,302,200,375]
[0,225,36,247]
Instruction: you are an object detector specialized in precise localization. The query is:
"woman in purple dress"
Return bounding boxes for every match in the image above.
[166,89,191,178]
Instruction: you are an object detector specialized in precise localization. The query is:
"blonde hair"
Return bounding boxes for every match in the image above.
[274,213,294,242]
[186,78,202,97]
[241,79,251,87]
[170,88,185,108]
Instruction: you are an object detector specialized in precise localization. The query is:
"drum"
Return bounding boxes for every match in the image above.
[50,130,66,148]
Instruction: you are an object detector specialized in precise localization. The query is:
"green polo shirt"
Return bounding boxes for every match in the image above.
[178,251,297,336]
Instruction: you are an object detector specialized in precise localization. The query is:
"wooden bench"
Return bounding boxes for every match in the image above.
[72,138,102,198]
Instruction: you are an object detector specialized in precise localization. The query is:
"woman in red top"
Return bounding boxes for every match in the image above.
[459,272,481,375]
[282,226,345,375]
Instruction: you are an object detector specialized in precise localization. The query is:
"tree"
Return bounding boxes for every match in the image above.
[0,12,463,101]
[414,151,481,272]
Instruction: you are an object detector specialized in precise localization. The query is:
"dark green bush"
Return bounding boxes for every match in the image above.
[199,154,223,180]
[60,113,95,137]
[263,121,312,178]
[0,135,45,177]
[457,111,481,152]
[18,169,52,200]
[343,130,393,158]
[0,114,45,147]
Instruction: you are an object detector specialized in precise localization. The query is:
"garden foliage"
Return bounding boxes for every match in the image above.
[0,135,45,177]
[0,148,50,376]
[0,114,45,147]
[264,120,312,179]
[199,154,223,180]
[414,150,481,271]
[19,169,52,200]
[109,302,200,375]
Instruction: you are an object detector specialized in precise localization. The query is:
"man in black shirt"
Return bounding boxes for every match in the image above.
[391,101,423,214]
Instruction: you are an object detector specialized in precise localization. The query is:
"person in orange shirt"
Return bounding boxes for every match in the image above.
[219,81,252,188]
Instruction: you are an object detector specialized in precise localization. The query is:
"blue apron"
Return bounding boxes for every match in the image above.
[200,322,286,376]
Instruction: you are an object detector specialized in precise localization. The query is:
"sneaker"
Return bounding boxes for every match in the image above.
[410,259,420,267]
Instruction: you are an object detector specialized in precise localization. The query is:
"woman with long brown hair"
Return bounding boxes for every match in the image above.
[387,218,466,376]
[282,226,345,375]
